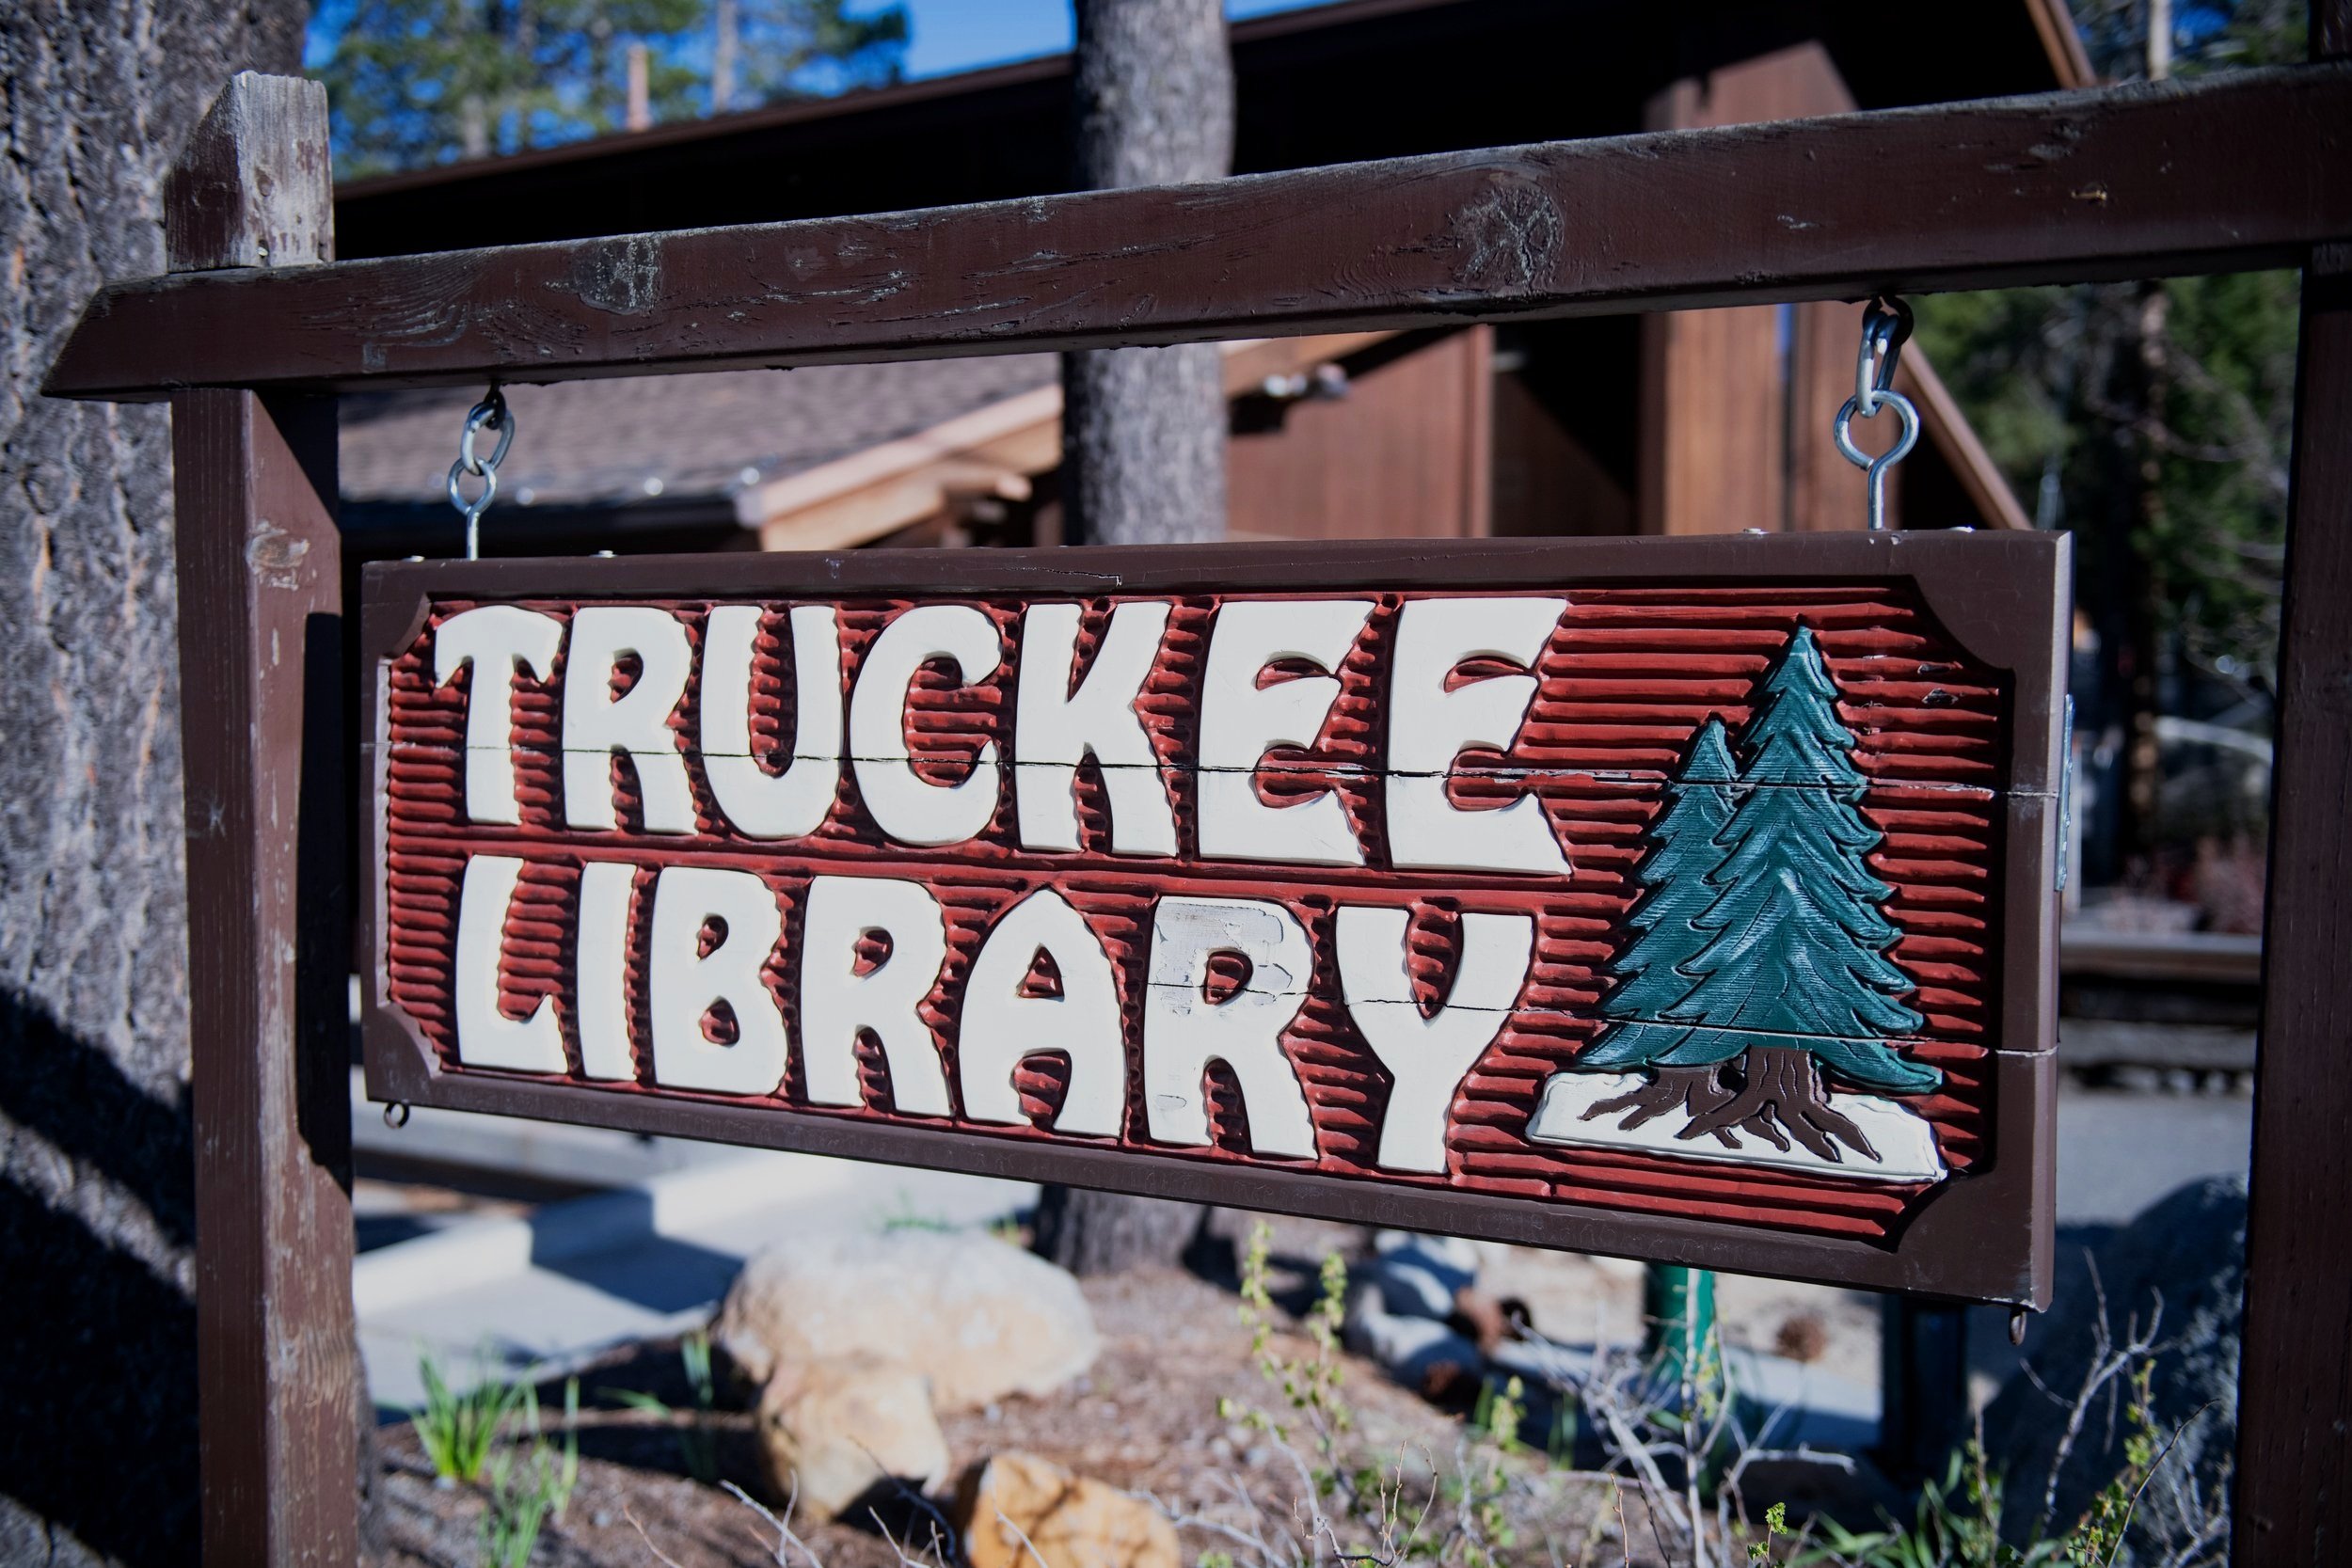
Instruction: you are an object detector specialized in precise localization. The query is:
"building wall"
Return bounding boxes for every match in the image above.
[1226,328,1492,541]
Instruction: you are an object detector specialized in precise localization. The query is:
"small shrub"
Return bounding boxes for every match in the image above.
[413,1348,530,1485]
[479,1377,579,1568]
[611,1330,721,1483]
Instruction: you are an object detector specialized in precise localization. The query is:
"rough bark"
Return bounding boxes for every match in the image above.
[1059,0,1232,546]
[1037,0,1234,1274]
[0,7,308,1563]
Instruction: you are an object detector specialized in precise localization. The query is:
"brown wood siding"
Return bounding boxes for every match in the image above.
[1491,362,1635,538]
[1641,45,1875,536]
[1226,328,1491,541]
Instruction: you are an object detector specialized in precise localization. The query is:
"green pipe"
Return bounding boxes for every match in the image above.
[1641,1263,1720,1392]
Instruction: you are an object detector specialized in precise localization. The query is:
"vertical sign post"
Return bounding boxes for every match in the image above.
[2235,10,2352,1561]
[166,74,359,1565]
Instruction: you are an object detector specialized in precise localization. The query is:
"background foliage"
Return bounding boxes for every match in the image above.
[313,0,908,176]
[1918,0,2304,709]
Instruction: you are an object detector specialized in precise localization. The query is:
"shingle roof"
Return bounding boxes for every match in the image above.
[339,356,1058,511]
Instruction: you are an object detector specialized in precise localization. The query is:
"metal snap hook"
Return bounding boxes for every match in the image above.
[1834,297,1918,531]
[447,388,516,561]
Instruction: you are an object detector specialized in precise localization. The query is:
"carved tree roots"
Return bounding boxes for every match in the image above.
[1680,1047,1880,1163]
[1582,1050,1883,1163]
[1581,1064,1743,1148]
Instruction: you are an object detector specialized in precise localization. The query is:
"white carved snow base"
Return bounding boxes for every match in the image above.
[1526,1072,1948,1184]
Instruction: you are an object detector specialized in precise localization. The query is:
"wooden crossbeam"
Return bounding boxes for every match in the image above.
[45,65,2352,402]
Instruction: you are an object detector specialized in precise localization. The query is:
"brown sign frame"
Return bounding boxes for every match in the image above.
[362,529,2067,1307]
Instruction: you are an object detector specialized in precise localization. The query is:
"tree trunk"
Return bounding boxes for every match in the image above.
[1031,1186,1210,1278]
[713,0,739,113]
[1060,0,1232,546]
[1037,0,1234,1275]
[0,8,310,1561]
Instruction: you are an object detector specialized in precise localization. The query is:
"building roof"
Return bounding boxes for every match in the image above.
[341,356,1055,515]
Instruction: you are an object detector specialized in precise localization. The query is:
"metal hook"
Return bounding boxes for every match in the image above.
[446,388,516,561]
[1852,295,1913,414]
[1834,296,1919,531]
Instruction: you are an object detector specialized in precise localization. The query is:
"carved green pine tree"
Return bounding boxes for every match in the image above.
[1575,626,1940,1162]
[1577,716,1740,1072]
[1665,626,1937,1100]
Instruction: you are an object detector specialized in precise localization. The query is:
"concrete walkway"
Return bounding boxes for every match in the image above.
[356,1103,1033,1412]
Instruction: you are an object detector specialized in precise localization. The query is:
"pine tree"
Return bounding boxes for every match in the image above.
[1673,630,1931,1075]
[317,0,910,179]
[1581,718,1740,1061]
[1668,626,1940,1160]
[1570,627,1942,1162]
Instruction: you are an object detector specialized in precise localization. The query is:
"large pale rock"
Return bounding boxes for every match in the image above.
[718,1230,1100,1412]
[757,1355,950,1522]
[955,1452,1179,1568]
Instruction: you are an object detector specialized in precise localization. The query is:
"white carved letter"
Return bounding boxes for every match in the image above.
[562,606,696,834]
[647,866,787,1097]
[1013,601,1177,857]
[1337,905,1534,1173]
[703,604,843,839]
[1386,597,1569,874]
[453,854,566,1073]
[434,605,563,826]
[1142,895,1317,1159]
[574,860,637,1081]
[849,605,1002,847]
[1196,599,1374,866]
[959,889,1127,1137]
[799,876,952,1116]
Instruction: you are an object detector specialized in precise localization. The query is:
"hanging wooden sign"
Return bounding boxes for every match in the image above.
[362,532,2067,1306]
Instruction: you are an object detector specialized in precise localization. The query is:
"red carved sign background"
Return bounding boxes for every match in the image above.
[363,537,2066,1306]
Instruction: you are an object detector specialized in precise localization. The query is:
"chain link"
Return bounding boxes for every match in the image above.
[446,388,516,560]
[1833,297,1918,531]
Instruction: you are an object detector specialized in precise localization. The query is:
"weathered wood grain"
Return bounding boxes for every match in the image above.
[2234,246,2352,1568]
[2232,16,2352,1560]
[45,65,2352,401]
[162,72,334,272]
[167,75,358,1568]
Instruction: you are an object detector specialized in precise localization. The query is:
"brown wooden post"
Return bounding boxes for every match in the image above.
[2234,9,2352,1562]
[166,73,359,1565]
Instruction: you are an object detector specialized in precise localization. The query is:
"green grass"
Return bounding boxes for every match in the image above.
[411,1348,531,1484]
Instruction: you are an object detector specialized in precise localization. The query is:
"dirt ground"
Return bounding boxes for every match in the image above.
[374,1216,1883,1568]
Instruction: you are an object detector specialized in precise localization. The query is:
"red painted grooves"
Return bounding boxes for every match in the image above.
[380,585,2016,1243]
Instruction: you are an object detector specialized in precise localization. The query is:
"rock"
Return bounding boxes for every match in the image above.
[955,1452,1179,1568]
[1981,1177,2245,1557]
[718,1229,1100,1413]
[757,1355,950,1523]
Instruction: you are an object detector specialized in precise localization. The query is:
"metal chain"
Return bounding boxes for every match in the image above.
[446,388,516,560]
[1832,296,1920,531]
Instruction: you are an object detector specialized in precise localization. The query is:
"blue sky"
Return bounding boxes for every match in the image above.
[898,0,1331,78]
[308,2,1341,79]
